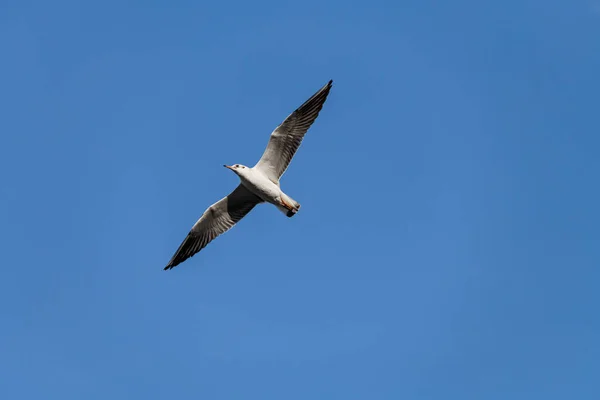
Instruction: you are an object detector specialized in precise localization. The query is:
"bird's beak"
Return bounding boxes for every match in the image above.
[223,165,234,170]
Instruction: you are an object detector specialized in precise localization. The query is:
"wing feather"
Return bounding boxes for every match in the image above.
[255,80,333,181]
[164,184,262,270]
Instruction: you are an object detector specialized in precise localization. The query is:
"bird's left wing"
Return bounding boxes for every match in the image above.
[254,80,333,182]
[164,184,262,270]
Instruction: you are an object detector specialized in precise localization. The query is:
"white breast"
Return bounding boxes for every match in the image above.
[239,168,281,203]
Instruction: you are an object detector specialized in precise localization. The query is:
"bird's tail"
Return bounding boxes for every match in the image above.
[278,193,301,218]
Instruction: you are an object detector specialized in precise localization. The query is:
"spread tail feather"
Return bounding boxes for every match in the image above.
[278,193,301,217]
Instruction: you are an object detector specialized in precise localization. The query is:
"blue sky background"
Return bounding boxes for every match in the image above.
[1,0,599,398]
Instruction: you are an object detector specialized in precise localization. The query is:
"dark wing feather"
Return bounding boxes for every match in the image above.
[164,184,262,270]
[254,80,333,182]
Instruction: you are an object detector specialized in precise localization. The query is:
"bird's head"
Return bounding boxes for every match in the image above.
[224,164,249,176]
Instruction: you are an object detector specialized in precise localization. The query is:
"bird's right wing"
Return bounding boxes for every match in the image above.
[164,184,263,270]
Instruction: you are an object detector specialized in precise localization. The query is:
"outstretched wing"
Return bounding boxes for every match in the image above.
[254,80,333,182]
[164,184,262,270]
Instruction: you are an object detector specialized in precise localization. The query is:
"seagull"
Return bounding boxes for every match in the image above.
[164,80,333,270]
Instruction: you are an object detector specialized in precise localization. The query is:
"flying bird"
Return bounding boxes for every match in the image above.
[164,80,333,270]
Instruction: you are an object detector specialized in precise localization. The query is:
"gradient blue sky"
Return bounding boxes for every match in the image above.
[1,1,599,398]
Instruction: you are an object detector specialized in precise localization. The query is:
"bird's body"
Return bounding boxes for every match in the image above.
[164,80,333,270]
[231,165,300,217]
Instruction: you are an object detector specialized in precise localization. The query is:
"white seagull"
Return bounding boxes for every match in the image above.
[164,80,333,270]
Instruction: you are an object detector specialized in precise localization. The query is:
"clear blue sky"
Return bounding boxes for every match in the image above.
[1,0,599,398]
